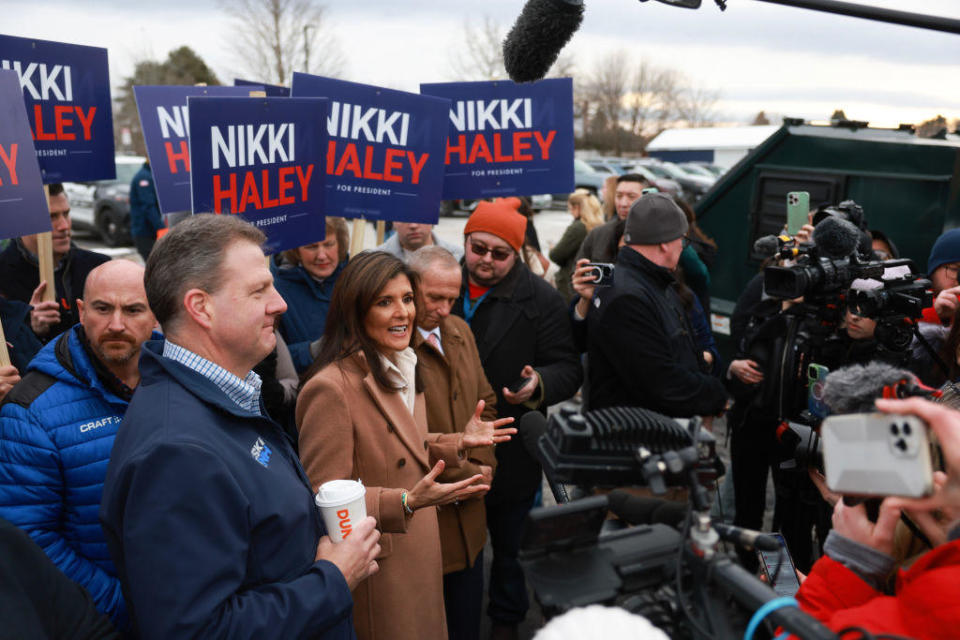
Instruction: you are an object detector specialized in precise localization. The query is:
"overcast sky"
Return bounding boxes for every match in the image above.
[5,0,960,127]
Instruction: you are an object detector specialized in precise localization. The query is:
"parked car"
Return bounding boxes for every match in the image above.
[678,162,719,179]
[92,156,145,246]
[585,157,684,198]
[439,194,552,216]
[66,156,145,246]
[691,162,728,178]
[572,159,606,195]
[584,159,620,175]
[635,158,713,202]
[62,182,96,233]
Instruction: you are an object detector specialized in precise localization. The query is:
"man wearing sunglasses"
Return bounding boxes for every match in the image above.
[453,201,582,640]
[586,192,726,418]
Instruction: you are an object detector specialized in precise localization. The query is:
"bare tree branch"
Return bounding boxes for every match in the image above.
[220,0,344,86]
[447,16,577,82]
[625,60,680,142]
[448,16,506,81]
[588,50,630,155]
[674,81,721,127]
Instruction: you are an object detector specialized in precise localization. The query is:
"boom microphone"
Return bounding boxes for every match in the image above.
[811,215,861,259]
[502,0,585,83]
[822,362,920,414]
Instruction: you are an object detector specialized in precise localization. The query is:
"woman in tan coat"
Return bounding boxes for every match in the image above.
[297,251,516,640]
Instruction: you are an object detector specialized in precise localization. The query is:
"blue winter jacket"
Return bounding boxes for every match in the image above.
[272,259,345,372]
[0,324,142,628]
[100,340,354,640]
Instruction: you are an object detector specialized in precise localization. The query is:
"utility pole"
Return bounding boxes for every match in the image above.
[303,24,314,73]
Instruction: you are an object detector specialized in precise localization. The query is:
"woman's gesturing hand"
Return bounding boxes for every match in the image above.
[406,460,489,511]
[462,400,517,449]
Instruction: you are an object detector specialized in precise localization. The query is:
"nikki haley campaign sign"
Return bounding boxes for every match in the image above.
[135,85,262,214]
[0,34,115,183]
[188,96,329,254]
[291,73,449,224]
[419,78,574,200]
[0,70,50,239]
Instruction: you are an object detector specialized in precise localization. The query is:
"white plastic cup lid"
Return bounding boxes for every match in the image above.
[315,479,365,507]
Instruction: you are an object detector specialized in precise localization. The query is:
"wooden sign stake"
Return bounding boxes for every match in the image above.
[350,218,366,259]
[0,318,10,368]
[37,184,56,303]
[376,220,386,246]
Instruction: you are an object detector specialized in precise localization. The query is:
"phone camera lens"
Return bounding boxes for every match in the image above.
[890,424,900,436]
[902,422,912,436]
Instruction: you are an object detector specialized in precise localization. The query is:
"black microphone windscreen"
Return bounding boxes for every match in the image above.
[519,410,550,460]
[753,235,780,257]
[812,216,861,259]
[650,500,689,528]
[822,362,918,414]
[503,0,585,83]
[607,490,666,525]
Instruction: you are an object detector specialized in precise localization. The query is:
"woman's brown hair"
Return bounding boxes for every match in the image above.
[282,216,351,266]
[301,251,421,392]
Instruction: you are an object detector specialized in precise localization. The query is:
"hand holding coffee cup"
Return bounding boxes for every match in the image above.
[315,515,381,591]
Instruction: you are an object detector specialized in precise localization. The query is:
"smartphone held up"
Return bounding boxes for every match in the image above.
[822,412,935,499]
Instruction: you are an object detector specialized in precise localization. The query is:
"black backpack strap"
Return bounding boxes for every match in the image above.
[1,332,71,409]
[2,370,57,409]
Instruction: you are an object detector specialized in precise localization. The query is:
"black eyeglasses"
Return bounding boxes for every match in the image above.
[469,241,514,262]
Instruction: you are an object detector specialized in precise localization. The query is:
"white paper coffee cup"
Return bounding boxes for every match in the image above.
[315,479,367,543]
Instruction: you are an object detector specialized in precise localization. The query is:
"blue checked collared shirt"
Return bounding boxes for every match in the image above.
[162,340,263,415]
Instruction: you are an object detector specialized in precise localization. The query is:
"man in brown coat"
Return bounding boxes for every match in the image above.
[410,246,498,640]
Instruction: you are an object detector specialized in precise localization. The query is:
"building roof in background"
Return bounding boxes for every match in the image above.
[646,125,780,151]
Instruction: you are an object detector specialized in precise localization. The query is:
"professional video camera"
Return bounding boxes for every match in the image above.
[753,211,931,424]
[519,406,837,640]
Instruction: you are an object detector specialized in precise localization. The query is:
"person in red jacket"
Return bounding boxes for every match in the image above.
[793,396,960,639]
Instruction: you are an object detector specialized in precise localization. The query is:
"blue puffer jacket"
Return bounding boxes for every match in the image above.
[272,258,345,373]
[0,324,144,629]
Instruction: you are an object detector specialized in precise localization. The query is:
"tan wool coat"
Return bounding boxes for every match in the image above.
[297,351,466,640]
[414,315,498,574]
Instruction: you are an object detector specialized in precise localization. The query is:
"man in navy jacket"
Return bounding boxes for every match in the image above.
[128,161,164,261]
[0,260,157,629]
[100,214,380,640]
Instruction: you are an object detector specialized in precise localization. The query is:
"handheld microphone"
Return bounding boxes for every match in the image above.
[519,411,570,503]
[502,0,585,83]
[606,490,687,528]
[811,215,861,259]
[822,362,920,414]
[712,523,780,552]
